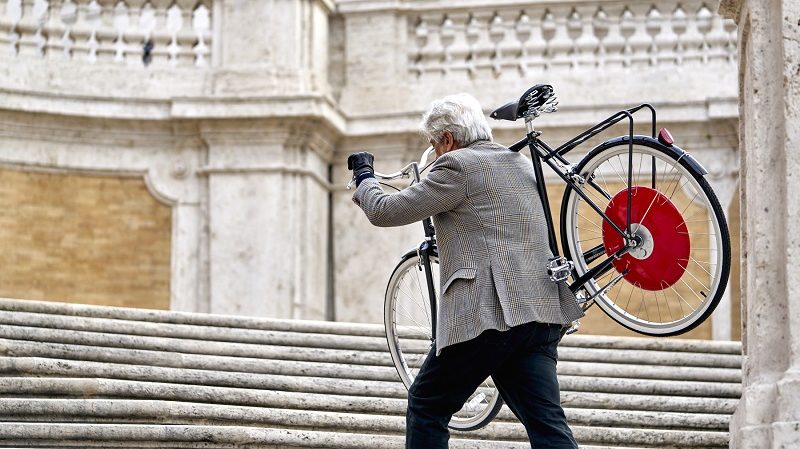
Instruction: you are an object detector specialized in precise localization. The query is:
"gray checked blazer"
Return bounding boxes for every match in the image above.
[354,140,584,354]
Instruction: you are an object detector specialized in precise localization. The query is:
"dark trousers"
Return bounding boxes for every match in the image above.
[406,321,578,449]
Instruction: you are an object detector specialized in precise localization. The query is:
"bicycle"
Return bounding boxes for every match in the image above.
[349,84,731,431]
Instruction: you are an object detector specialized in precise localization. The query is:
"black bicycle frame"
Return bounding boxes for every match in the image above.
[509,104,659,292]
[413,103,659,329]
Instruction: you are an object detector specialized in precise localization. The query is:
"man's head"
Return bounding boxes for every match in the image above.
[420,93,493,157]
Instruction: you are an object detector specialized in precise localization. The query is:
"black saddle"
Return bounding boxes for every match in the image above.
[490,84,558,121]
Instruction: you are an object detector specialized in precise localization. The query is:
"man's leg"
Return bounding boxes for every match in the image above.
[492,323,578,449]
[406,329,508,449]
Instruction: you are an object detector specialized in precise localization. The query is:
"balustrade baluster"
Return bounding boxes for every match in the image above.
[57,0,76,58]
[645,6,662,66]
[706,15,730,63]
[172,0,197,66]
[655,4,678,66]
[593,7,610,68]
[93,0,117,62]
[679,2,705,64]
[83,0,100,62]
[410,17,426,76]
[546,6,573,70]
[493,9,519,78]
[165,1,181,65]
[112,0,128,62]
[515,11,531,75]
[418,13,445,78]
[16,0,39,56]
[723,18,737,63]
[574,6,599,69]
[192,1,209,67]
[65,0,85,58]
[695,4,713,64]
[469,11,494,78]
[672,5,688,65]
[463,14,481,77]
[521,10,547,73]
[626,4,652,67]
[565,8,581,69]
[43,0,62,59]
[444,12,470,77]
[439,15,455,75]
[3,0,23,55]
[144,0,169,66]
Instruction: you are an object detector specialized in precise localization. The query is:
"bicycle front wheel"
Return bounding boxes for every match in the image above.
[384,251,503,431]
[560,136,731,336]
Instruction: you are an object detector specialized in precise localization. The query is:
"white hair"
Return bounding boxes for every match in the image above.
[419,93,493,147]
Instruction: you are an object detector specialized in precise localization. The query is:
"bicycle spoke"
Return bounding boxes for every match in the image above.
[682,267,712,294]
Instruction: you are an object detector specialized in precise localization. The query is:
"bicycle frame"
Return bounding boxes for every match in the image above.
[508,104,659,292]
[373,103,661,336]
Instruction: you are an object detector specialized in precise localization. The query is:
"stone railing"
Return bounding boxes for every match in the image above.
[407,0,737,77]
[0,0,212,67]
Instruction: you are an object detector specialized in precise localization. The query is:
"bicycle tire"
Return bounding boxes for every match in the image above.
[560,136,731,336]
[384,250,504,431]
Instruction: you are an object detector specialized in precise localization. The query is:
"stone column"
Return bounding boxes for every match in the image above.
[200,121,335,320]
[197,0,337,320]
[719,0,800,447]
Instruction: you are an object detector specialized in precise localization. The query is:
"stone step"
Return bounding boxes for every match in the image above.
[0,298,740,448]
[0,377,739,415]
[0,310,742,369]
[0,398,731,434]
[0,334,742,383]
[0,298,743,355]
[0,356,742,399]
[0,423,675,449]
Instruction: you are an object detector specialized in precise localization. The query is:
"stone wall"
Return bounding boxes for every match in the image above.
[0,0,742,340]
[0,167,171,309]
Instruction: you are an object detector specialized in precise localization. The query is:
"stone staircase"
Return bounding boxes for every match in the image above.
[0,298,741,448]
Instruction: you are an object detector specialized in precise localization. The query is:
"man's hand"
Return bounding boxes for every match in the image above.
[347,151,375,187]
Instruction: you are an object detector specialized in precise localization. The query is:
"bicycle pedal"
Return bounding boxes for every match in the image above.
[546,257,573,283]
[565,320,580,335]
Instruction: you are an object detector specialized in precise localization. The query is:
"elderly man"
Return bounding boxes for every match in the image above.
[348,93,583,449]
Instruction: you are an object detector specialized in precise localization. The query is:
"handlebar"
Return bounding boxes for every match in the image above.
[347,146,436,189]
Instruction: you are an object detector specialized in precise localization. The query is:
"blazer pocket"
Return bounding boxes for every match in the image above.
[442,267,478,295]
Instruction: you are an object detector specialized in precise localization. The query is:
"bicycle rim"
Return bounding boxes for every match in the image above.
[561,138,731,335]
[384,253,503,431]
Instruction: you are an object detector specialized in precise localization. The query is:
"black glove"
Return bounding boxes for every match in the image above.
[347,151,375,187]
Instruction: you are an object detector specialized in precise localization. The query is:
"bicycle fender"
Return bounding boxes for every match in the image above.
[597,136,709,177]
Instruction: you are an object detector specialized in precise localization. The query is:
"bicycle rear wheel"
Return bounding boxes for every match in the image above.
[384,251,503,431]
[560,136,731,336]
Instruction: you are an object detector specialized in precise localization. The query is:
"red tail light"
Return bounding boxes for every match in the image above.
[658,128,674,146]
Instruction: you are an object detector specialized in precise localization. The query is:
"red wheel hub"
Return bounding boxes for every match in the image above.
[602,186,690,291]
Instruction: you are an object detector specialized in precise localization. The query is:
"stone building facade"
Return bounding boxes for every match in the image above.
[719,0,799,446]
[0,0,740,340]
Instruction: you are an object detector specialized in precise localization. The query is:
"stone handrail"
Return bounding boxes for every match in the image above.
[404,0,737,78]
[0,297,740,448]
[0,0,212,67]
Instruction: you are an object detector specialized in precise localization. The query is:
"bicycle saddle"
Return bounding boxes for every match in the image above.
[490,84,558,121]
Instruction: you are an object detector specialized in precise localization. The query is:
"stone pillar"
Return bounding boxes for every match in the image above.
[197,0,337,320]
[200,121,335,320]
[214,0,332,95]
[719,0,800,446]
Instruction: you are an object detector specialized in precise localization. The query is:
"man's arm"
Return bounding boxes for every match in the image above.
[353,153,467,227]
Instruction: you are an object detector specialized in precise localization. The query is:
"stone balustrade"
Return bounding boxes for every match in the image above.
[0,297,741,448]
[0,0,212,67]
[406,0,737,79]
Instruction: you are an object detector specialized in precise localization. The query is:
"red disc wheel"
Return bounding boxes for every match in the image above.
[602,186,690,291]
